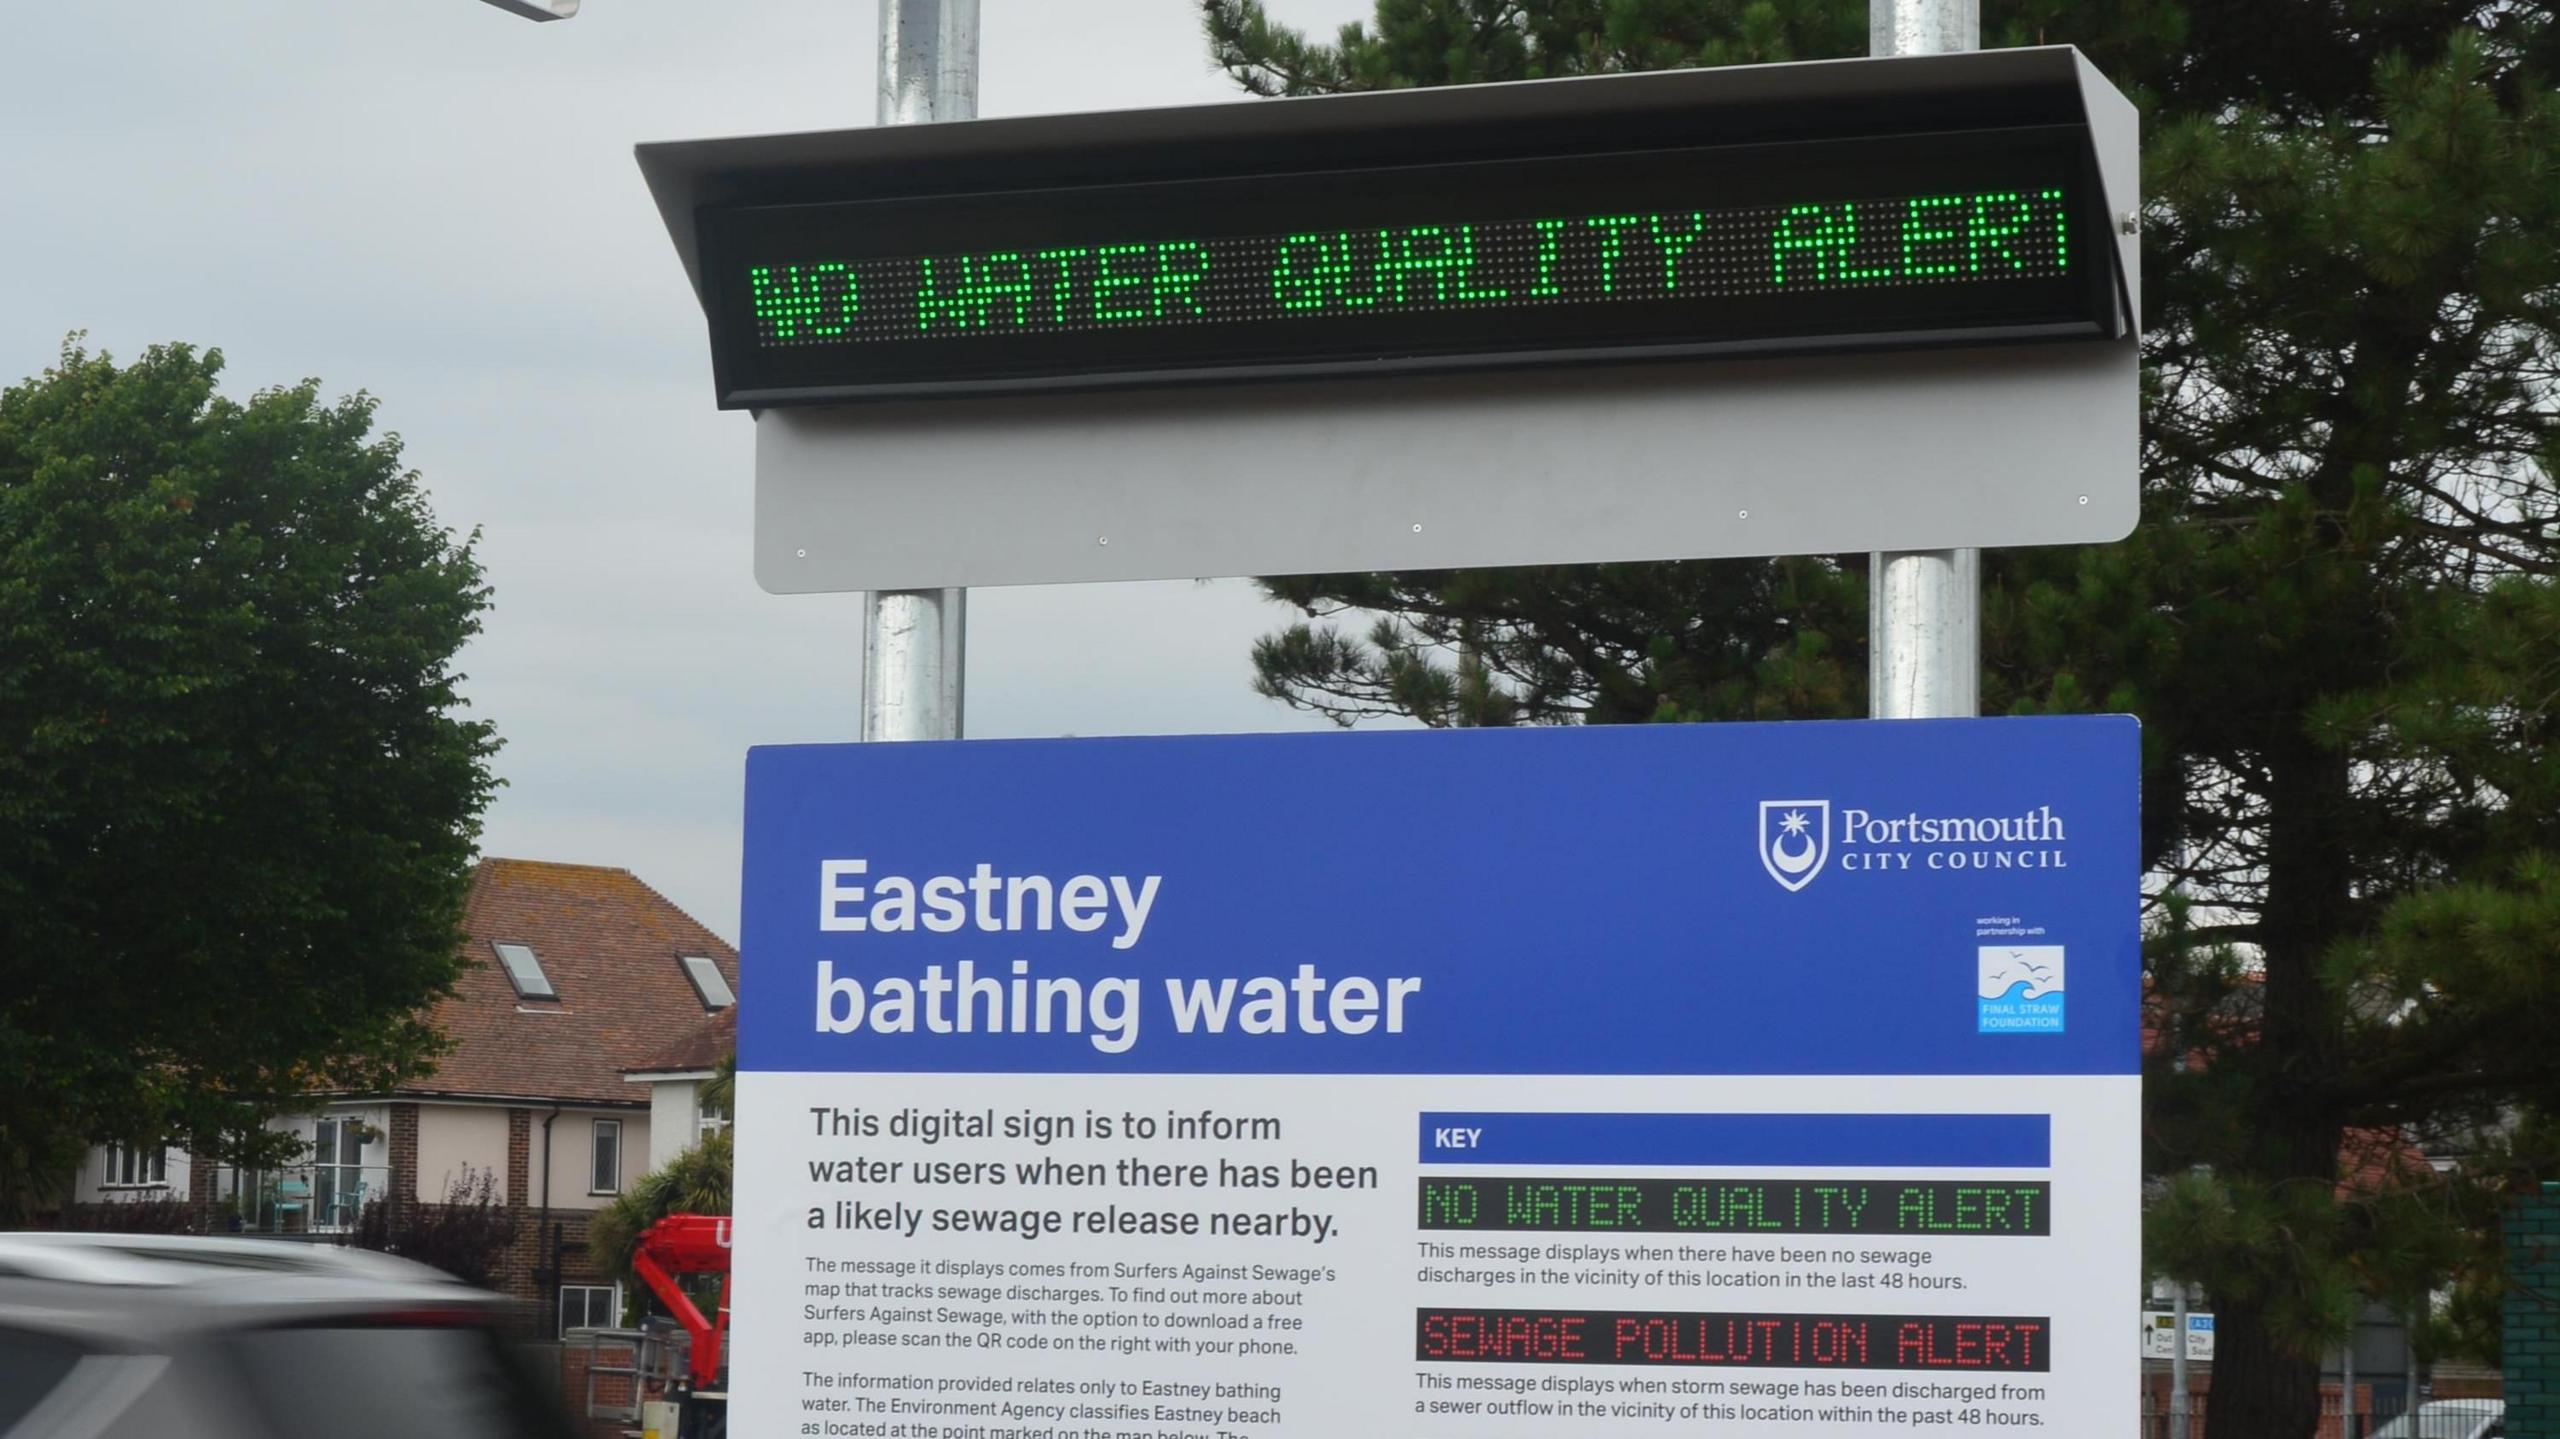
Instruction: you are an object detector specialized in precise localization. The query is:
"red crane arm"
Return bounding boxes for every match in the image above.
[631,1214,731,1388]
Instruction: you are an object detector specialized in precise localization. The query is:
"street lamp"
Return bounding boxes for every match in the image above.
[475,0,578,19]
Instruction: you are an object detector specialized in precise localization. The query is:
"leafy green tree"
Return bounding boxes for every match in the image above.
[1202,5,2560,1436]
[0,339,498,1219]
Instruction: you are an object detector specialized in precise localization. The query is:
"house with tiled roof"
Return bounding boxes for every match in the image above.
[71,857,737,1332]
[625,1006,737,1174]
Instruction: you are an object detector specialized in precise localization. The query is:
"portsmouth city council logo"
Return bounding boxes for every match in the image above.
[1758,800,1831,892]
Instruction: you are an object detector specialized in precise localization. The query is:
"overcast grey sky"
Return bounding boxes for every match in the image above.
[3,0,1398,939]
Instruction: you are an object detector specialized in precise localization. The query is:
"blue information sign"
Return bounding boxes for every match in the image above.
[730,719,2139,1439]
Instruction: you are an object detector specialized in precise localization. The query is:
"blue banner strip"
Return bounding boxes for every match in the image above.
[1419,1112,2051,1168]
[740,720,2141,1077]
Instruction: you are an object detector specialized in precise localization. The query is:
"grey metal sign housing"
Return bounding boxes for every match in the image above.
[637,46,2139,592]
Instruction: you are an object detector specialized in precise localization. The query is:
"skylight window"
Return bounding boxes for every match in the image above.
[492,941,556,1000]
[680,955,735,1010]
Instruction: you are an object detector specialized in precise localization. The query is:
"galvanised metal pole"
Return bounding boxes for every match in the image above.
[1867,0,1980,720]
[2404,1309,2420,1428]
[2170,1283,2193,1439]
[1870,0,1976,58]
[862,0,978,742]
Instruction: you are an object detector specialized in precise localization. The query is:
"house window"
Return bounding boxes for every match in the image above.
[590,1119,622,1194]
[559,1283,622,1335]
[678,955,734,1010]
[103,1144,166,1188]
[492,941,556,1000]
[311,1116,371,1231]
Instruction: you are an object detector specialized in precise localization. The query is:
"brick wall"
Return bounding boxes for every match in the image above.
[488,1108,620,1332]
[185,1138,219,1226]
[387,1104,419,1219]
[494,1207,542,1309]
[560,1336,683,1439]
[2137,1375,2424,1439]
[2507,1184,2560,1437]
[508,1109,532,1206]
[489,1205,608,1329]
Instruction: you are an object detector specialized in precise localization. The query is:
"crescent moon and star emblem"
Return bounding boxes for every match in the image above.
[1758,799,1832,892]
[1769,810,1819,874]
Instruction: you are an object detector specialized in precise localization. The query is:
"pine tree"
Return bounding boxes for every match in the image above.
[1201,5,2560,1435]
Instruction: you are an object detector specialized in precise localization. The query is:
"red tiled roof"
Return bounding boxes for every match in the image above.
[628,1006,737,1076]
[403,859,740,1105]
[2337,1125,2433,1200]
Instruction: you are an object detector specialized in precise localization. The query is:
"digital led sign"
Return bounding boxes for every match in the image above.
[1416,1309,2050,1372]
[697,125,2118,405]
[1417,1177,2050,1235]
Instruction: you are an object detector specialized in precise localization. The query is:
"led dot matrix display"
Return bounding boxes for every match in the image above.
[702,123,2117,404]
[747,188,2068,350]
[1416,1310,2051,1372]
[1416,1177,2051,1236]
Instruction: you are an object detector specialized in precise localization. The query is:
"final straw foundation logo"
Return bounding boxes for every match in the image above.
[1978,946,2066,1033]
[1754,800,2073,890]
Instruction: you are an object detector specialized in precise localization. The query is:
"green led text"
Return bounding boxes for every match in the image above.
[915,241,1217,330]
[745,183,2073,347]
[1773,190,2069,287]
[749,263,855,338]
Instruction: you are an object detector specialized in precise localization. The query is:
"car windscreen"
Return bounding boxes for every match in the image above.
[2370,1404,2503,1439]
[230,1324,568,1439]
[0,1328,84,1431]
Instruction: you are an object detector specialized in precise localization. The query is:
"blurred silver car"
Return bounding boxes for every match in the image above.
[2368,1398,2505,1439]
[0,1233,575,1439]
